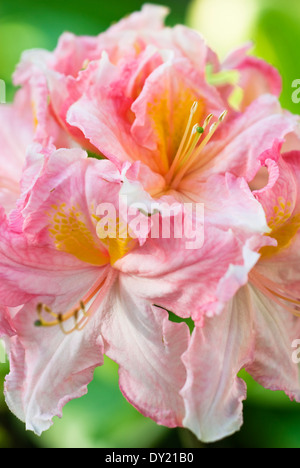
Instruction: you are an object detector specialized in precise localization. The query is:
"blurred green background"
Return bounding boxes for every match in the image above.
[0,0,300,449]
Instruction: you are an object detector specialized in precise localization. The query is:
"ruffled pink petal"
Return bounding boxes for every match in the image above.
[106,4,169,33]
[5,296,105,435]
[100,276,190,427]
[67,53,146,168]
[14,50,82,149]
[180,287,254,442]
[199,95,298,182]
[182,172,270,234]
[15,148,120,262]
[245,285,300,401]
[0,149,120,307]
[254,143,299,223]
[117,232,257,324]
[170,25,208,75]
[223,46,282,109]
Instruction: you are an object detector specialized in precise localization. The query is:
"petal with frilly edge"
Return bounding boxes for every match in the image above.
[117,231,266,326]
[197,95,298,182]
[181,172,270,234]
[180,287,254,443]
[223,46,282,110]
[5,293,105,435]
[106,3,169,33]
[245,285,300,402]
[100,274,190,427]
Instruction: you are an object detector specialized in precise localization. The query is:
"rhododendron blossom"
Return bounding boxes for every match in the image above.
[0,144,271,435]
[0,3,300,445]
[13,5,297,202]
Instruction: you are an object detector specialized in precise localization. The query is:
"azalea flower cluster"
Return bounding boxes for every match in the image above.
[0,4,300,442]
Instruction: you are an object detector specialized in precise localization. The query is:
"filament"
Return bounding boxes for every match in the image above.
[164,101,227,190]
[35,275,108,334]
[249,270,300,318]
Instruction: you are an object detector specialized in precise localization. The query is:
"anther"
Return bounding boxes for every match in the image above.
[219,110,228,122]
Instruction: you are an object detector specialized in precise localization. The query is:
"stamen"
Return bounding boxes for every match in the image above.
[34,276,106,334]
[165,101,199,185]
[171,110,227,189]
[249,270,300,318]
[185,110,228,177]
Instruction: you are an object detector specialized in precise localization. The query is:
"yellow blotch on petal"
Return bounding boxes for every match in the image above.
[96,216,136,265]
[260,198,300,258]
[49,204,109,266]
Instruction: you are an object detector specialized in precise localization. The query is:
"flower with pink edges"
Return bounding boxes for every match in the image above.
[0,4,299,443]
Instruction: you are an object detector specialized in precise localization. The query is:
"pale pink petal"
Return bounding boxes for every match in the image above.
[235,56,282,109]
[14,50,82,149]
[106,4,169,33]
[117,229,254,325]
[51,32,99,77]
[67,53,145,168]
[199,95,298,181]
[15,148,120,265]
[245,286,300,401]
[100,276,190,427]
[170,25,208,74]
[0,306,15,338]
[181,172,270,234]
[5,296,104,435]
[181,287,254,442]
[223,46,282,109]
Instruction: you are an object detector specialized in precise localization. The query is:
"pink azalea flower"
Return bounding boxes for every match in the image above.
[181,141,300,442]
[0,3,299,443]
[13,5,297,202]
[0,144,270,435]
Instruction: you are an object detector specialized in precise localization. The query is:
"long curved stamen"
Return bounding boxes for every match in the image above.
[164,104,227,190]
[165,101,200,185]
[249,270,300,317]
[171,110,228,190]
[35,276,106,334]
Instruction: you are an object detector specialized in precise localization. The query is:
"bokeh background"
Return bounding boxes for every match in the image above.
[0,0,300,448]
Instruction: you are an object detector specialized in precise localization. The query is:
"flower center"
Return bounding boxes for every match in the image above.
[39,205,136,334]
[164,101,227,190]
